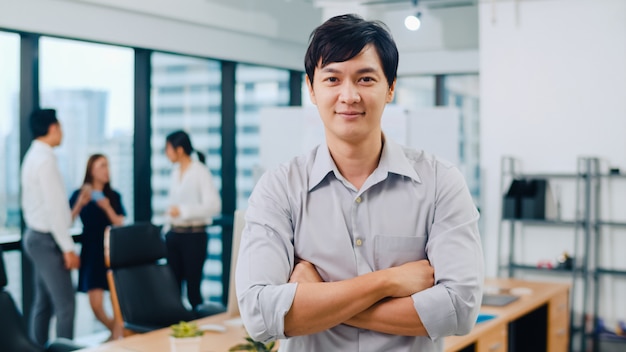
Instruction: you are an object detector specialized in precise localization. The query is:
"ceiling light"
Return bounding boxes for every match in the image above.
[404,12,421,31]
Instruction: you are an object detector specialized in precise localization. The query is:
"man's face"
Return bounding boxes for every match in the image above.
[49,122,63,147]
[306,45,395,145]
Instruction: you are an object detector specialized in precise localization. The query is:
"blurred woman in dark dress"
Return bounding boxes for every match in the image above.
[70,154,125,340]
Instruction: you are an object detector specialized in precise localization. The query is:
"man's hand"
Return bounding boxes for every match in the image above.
[386,259,434,297]
[168,205,181,218]
[63,251,80,270]
[289,259,323,284]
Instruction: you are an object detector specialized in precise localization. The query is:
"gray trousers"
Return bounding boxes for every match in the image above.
[22,228,75,345]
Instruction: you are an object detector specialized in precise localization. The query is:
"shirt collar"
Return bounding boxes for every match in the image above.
[378,137,421,183]
[307,135,422,192]
[308,144,336,191]
[32,139,54,154]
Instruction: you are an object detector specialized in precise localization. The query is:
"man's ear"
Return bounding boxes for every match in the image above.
[386,79,397,103]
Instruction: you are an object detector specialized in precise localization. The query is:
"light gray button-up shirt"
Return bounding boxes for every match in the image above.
[236,138,484,352]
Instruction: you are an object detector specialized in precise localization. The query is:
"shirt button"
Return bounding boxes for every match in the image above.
[355,238,363,246]
[355,196,362,203]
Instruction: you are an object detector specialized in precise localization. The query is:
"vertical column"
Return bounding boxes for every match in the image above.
[134,49,152,222]
[19,32,40,320]
[289,70,302,107]
[220,61,236,306]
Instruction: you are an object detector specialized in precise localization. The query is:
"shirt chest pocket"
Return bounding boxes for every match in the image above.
[374,235,427,270]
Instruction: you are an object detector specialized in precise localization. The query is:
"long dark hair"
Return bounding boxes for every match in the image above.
[82,154,114,200]
[165,130,206,164]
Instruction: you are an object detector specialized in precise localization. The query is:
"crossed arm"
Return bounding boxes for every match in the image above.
[284,259,434,337]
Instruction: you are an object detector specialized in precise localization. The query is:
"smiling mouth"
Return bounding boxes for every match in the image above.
[336,111,364,118]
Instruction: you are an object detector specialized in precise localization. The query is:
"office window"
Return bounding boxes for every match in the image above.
[150,52,223,305]
[235,64,290,208]
[0,31,22,306]
[446,74,480,205]
[395,76,436,110]
[39,37,134,337]
[39,37,135,223]
[0,32,20,242]
[151,52,222,225]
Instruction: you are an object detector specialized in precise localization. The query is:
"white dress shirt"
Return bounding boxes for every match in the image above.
[168,160,221,227]
[21,140,74,253]
[236,138,484,352]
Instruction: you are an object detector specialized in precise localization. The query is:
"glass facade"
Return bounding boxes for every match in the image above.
[150,52,222,225]
[395,76,436,110]
[39,36,135,337]
[235,64,290,209]
[0,32,20,243]
[150,52,223,305]
[0,31,21,307]
[445,74,481,206]
[39,37,135,224]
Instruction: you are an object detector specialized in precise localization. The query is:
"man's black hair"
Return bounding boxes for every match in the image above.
[30,109,58,139]
[304,13,399,88]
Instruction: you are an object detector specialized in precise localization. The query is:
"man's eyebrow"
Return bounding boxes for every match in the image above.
[319,66,379,74]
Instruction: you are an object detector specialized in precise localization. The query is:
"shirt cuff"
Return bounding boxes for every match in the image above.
[55,234,76,253]
[413,284,456,340]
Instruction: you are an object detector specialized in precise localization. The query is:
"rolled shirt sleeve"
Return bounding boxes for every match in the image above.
[236,171,299,343]
[414,163,484,340]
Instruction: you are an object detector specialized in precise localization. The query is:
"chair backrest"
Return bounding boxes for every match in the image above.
[107,222,166,269]
[0,246,46,352]
[0,245,7,289]
[227,209,245,317]
[106,223,194,331]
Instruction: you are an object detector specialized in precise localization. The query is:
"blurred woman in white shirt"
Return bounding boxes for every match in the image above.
[164,130,221,309]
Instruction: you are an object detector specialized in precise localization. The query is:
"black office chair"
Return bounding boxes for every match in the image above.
[0,246,82,352]
[105,223,224,334]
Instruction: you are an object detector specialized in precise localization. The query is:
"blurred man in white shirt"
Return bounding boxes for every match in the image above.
[21,108,80,345]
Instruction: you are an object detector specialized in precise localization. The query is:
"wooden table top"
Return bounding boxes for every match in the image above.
[79,278,569,352]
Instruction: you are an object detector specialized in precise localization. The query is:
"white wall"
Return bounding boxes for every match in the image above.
[480,0,626,277]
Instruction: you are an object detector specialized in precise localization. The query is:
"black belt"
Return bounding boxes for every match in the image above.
[171,225,206,233]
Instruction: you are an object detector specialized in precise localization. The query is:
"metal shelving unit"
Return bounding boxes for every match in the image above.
[590,171,626,352]
[498,156,596,352]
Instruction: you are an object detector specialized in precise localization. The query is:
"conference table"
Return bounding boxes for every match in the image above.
[78,278,569,352]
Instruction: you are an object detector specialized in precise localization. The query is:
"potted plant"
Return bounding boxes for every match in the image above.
[169,321,203,352]
[229,336,277,352]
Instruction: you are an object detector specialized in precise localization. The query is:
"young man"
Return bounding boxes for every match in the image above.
[21,109,80,345]
[236,14,483,351]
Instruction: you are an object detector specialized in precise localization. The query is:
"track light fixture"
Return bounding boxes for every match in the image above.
[404,12,421,31]
[404,0,421,31]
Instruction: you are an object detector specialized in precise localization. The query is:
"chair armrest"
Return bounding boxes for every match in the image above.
[194,302,226,318]
[46,338,84,352]
[123,322,163,334]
